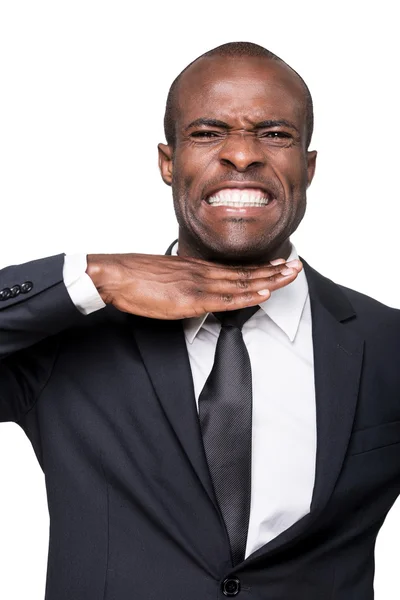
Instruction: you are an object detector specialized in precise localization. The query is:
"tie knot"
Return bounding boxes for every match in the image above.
[213,305,260,330]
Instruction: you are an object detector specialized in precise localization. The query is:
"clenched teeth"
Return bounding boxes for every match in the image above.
[206,188,270,206]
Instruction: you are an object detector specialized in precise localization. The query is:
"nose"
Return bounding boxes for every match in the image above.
[218,132,265,172]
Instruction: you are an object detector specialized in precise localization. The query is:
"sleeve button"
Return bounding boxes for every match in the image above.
[20,281,33,293]
[10,285,21,298]
[0,288,12,301]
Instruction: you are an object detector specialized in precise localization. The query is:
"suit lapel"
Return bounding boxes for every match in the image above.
[129,241,365,565]
[240,257,365,566]
[130,314,219,510]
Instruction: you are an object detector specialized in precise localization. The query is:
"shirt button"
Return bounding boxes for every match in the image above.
[221,577,241,596]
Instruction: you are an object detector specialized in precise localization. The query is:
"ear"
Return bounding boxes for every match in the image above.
[306,150,317,188]
[158,143,174,186]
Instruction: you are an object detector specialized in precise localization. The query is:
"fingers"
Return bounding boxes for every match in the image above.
[197,259,302,281]
[197,260,302,293]
[195,263,301,314]
[202,269,297,296]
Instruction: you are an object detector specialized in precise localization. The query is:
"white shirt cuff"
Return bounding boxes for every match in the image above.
[63,253,106,315]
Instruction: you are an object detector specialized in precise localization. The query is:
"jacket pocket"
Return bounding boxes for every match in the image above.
[346,420,400,456]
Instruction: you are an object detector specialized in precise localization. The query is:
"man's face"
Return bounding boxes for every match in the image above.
[158,56,317,264]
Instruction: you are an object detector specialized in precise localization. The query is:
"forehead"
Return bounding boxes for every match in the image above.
[176,56,307,129]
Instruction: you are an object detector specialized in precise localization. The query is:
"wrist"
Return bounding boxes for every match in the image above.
[86,254,113,304]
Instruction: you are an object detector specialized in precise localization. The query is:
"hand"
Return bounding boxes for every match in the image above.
[86,253,302,320]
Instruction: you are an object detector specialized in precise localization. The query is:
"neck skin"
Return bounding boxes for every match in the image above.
[176,232,293,265]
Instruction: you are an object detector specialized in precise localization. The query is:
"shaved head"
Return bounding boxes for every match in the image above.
[164,41,314,150]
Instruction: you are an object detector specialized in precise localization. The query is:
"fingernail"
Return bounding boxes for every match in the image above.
[257,289,270,296]
[286,259,301,268]
[269,258,286,265]
[281,267,295,276]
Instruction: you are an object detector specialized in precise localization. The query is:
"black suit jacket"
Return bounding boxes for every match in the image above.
[1,240,400,600]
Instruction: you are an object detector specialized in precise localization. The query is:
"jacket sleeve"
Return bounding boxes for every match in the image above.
[0,253,88,422]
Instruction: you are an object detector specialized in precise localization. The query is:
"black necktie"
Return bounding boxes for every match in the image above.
[198,305,260,566]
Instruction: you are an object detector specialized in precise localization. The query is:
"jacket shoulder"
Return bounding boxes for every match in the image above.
[336,281,400,321]
[332,281,400,342]
[301,256,400,334]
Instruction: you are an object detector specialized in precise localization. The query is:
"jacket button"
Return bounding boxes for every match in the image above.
[20,281,33,293]
[221,577,241,596]
[0,288,11,301]
[10,285,21,298]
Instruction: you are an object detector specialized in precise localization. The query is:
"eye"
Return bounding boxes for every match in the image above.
[261,131,291,138]
[190,131,220,138]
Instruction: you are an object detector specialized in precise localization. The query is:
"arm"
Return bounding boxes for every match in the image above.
[0,249,300,422]
[0,253,90,358]
[0,252,103,422]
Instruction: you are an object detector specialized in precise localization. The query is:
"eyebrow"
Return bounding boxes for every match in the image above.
[184,118,300,133]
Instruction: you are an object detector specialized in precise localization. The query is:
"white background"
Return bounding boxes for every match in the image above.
[0,1,399,598]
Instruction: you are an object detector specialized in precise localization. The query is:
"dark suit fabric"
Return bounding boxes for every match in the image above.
[1,244,400,600]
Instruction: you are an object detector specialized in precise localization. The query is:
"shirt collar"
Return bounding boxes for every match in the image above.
[170,241,309,344]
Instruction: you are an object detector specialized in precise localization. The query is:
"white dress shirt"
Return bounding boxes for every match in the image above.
[63,243,316,559]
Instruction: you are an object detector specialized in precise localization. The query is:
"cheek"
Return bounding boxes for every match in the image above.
[174,150,216,194]
[277,152,308,189]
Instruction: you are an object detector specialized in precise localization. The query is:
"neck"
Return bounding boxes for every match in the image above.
[175,237,292,265]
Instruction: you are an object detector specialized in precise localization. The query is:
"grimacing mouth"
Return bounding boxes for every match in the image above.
[203,184,275,203]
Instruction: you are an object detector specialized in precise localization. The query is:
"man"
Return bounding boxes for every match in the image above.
[1,40,399,600]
